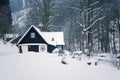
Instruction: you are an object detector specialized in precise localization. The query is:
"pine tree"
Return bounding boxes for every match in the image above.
[0,0,12,39]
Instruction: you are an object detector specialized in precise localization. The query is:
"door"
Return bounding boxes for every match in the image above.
[28,45,39,52]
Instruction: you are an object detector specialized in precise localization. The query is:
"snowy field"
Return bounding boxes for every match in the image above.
[0,41,120,80]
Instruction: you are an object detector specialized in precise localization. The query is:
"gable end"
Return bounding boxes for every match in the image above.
[17,25,47,45]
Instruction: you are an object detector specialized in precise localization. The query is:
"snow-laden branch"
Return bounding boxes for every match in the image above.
[31,0,44,14]
[75,22,85,28]
[69,7,81,11]
[39,12,44,15]
[45,18,53,27]
[80,8,91,20]
[90,8,103,22]
[33,8,44,15]
[54,0,64,4]
[49,4,58,11]
[48,25,61,31]
[33,0,43,9]
[84,16,105,31]
[90,1,99,6]
[49,1,55,6]
[49,14,59,19]
[70,7,91,20]
[48,25,59,27]
[85,6,102,16]
[46,14,59,26]
[50,0,61,5]
[84,8,92,13]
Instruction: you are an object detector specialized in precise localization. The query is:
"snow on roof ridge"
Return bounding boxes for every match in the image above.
[34,26,65,46]
[17,25,36,45]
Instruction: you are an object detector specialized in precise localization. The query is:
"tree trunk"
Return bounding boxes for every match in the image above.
[87,0,91,56]
[118,17,120,52]
[98,22,100,53]
[113,21,117,54]
[101,25,104,52]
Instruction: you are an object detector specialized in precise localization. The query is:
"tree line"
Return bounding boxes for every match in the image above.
[62,0,120,55]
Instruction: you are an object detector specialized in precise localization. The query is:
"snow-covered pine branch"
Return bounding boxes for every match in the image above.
[84,16,105,32]
[90,1,99,6]
[69,7,81,11]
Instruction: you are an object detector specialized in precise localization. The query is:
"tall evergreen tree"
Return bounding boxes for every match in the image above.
[0,0,12,38]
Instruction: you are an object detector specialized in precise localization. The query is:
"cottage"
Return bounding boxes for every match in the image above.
[17,25,65,53]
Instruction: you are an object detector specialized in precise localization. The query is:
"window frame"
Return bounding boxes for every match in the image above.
[30,32,35,38]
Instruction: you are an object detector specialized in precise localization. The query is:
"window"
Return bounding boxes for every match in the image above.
[52,38,54,41]
[31,33,35,38]
[28,45,39,52]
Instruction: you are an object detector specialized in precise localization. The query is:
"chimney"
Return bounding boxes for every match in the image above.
[38,23,43,31]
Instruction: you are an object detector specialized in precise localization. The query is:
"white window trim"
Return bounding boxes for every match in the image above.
[31,32,35,38]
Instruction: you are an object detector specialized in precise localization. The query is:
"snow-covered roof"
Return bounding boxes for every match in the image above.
[40,32,65,46]
[5,34,19,38]
[17,25,65,46]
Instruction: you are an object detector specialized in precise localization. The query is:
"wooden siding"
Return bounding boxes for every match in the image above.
[47,44,56,53]
[19,27,47,44]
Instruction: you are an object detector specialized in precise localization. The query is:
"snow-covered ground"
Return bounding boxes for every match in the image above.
[0,41,120,80]
[0,41,18,55]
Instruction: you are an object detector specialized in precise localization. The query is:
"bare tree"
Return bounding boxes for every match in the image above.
[27,0,60,31]
[72,0,105,55]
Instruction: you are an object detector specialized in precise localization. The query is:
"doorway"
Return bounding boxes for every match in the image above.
[28,45,39,52]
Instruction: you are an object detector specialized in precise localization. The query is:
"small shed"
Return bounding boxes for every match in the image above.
[4,34,19,41]
[17,25,65,53]
[10,36,22,44]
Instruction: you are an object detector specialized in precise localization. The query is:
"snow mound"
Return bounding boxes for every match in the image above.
[0,41,18,56]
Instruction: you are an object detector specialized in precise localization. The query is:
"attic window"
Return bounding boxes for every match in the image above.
[52,38,54,41]
[31,32,35,38]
